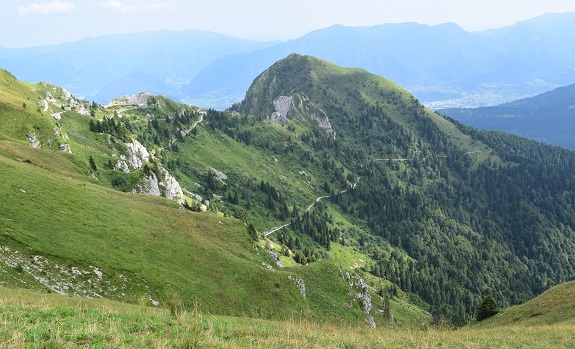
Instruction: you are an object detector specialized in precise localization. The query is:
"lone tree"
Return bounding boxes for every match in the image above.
[476,295,499,322]
[88,155,97,171]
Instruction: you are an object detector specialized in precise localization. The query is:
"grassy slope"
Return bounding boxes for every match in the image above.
[476,280,575,327]
[2,287,574,348]
[0,150,281,311]
[1,146,390,323]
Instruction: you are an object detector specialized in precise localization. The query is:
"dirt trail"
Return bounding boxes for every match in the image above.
[169,112,204,146]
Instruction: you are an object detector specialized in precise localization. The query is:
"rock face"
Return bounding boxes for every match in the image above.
[267,96,292,125]
[265,94,336,139]
[116,159,130,173]
[59,144,72,153]
[41,82,90,116]
[160,169,185,204]
[133,168,185,205]
[295,93,336,139]
[125,139,150,170]
[114,137,185,205]
[134,173,161,197]
[343,271,377,329]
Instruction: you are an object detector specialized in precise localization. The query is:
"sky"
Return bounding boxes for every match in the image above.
[2,0,575,48]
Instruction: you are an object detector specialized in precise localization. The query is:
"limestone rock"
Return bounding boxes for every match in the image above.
[267,96,293,125]
[125,139,150,170]
[116,160,130,173]
[108,93,154,108]
[288,275,306,299]
[295,94,336,139]
[27,132,40,148]
[159,169,185,204]
[134,173,161,197]
[59,144,72,153]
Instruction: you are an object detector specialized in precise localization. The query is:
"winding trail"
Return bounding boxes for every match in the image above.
[169,111,204,146]
[262,179,359,237]
[306,195,331,212]
[263,223,291,237]
[467,149,492,167]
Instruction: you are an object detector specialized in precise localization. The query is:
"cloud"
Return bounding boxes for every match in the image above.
[100,0,169,13]
[17,1,75,16]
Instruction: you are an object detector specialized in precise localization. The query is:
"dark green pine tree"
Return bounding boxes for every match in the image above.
[88,155,97,171]
[476,295,499,322]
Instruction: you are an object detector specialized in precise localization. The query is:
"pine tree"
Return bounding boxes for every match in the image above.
[476,295,499,322]
[88,155,97,171]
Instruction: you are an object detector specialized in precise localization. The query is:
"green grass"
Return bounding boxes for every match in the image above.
[427,110,505,167]
[0,142,419,327]
[2,287,575,348]
[329,242,372,271]
[0,69,433,327]
[0,148,307,319]
[477,280,575,327]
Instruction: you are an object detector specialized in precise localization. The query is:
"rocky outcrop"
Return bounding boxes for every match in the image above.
[0,245,157,303]
[59,144,72,153]
[134,173,161,197]
[343,270,376,329]
[209,167,228,181]
[116,158,130,173]
[41,82,90,116]
[108,93,154,108]
[125,139,150,170]
[133,167,184,205]
[295,94,336,139]
[160,169,185,204]
[267,96,292,125]
[266,93,336,138]
[288,274,306,299]
[27,132,40,148]
[115,139,150,172]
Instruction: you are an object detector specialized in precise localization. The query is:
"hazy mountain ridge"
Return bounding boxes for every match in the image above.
[186,12,575,109]
[2,13,575,110]
[439,82,575,149]
[0,30,275,104]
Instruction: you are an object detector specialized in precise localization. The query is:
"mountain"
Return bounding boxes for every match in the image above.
[4,53,575,328]
[0,30,274,104]
[0,67,429,329]
[185,12,575,109]
[438,83,575,149]
[232,54,575,324]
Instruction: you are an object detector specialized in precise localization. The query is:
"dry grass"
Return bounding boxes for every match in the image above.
[2,287,575,348]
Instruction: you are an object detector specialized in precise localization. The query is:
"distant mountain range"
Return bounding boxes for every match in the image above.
[2,13,575,109]
[439,82,575,149]
[0,30,275,104]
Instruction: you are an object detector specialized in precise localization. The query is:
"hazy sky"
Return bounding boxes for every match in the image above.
[2,0,575,47]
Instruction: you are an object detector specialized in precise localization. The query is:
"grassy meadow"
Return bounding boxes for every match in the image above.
[2,287,575,348]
